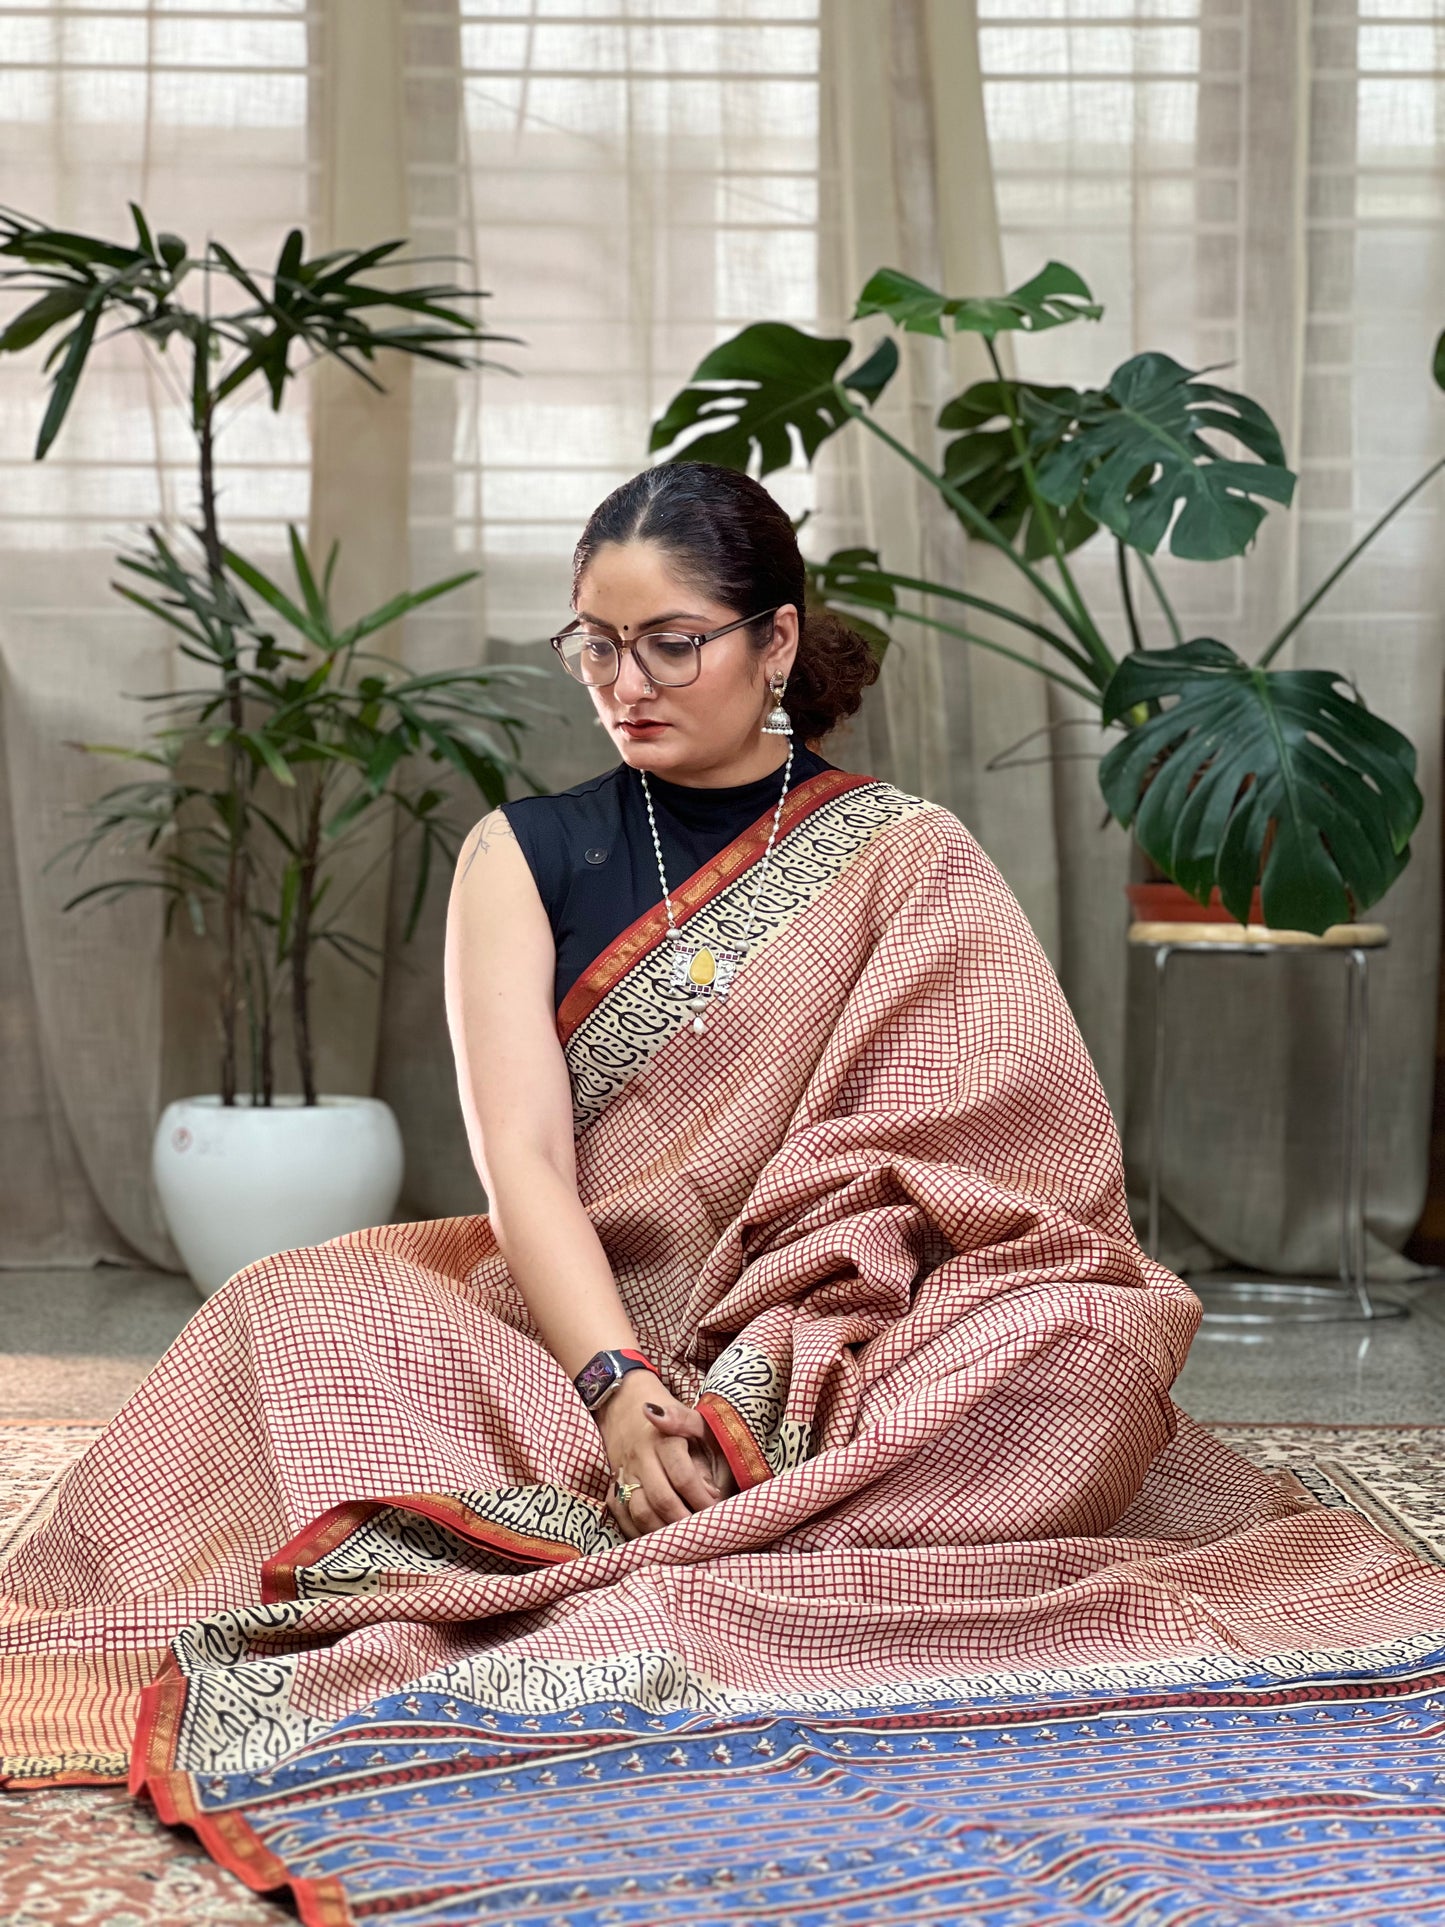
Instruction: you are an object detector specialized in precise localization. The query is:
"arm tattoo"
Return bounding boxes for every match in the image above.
[460,811,515,883]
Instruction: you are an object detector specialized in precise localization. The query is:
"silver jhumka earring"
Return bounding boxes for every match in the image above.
[760,673,793,736]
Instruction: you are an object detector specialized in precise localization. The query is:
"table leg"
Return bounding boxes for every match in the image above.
[1137,934,1404,1324]
[1342,947,1375,1318]
[1148,945,1172,1260]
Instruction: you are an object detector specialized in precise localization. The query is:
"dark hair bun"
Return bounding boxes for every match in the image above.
[787,601,881,747]
[573,462,881,743]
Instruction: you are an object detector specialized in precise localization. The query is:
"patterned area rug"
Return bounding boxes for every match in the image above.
[0,1423,288,1927]
[3,1417,1444,1927]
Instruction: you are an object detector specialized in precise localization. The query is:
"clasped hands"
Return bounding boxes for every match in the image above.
[596,1371,738,1539]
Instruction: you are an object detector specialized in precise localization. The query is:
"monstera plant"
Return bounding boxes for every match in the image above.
[649,262,1442,934]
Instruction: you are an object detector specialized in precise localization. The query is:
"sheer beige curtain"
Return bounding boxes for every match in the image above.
[0,0,827,1262]
[3,0,1440,1280]
[821,0,1444,1280]
[0,2,316,1269]
[378,0,829,1215]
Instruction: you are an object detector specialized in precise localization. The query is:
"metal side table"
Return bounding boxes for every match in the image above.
[1128,919,1404,1323]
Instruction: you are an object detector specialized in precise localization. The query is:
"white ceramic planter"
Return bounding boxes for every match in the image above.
[152,1094,405,1298]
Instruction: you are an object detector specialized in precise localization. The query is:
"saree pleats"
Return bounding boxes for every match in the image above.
[3,774,1445,1924]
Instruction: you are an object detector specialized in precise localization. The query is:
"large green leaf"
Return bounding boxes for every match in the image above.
[853,261,1101,340]
[938,378,1099,560]
[1034,353,1296,561]
[648,324,897,475]
[209,229,520,411]
[1099,639,1422,931]
[0,285,88,354]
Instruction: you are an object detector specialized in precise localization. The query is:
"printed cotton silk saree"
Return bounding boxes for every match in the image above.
[5,765,1445,1925]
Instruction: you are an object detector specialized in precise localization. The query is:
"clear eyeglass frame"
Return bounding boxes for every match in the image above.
[549,605,781,688]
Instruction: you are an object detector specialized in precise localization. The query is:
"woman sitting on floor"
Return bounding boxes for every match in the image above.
[6,466,1442,1926]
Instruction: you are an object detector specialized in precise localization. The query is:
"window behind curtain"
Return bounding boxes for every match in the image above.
[976,0,1445,652]
[400,0,822,787]
[0,2,312,563]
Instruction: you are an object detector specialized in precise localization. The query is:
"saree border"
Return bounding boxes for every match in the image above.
[124,1623,1445,1927]
[134,1655,355,1927]
[556,766,880,1048]
[260,1490,603,1604]
[697,1391,773,1490]
[561,775,938,1135]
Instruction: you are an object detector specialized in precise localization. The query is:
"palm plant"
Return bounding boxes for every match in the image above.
[0,201,537,1100]
[650,262,1442,934]
[45,524,552,1105]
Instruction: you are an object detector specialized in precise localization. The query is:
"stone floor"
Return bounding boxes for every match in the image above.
[2,1261,1444,1425]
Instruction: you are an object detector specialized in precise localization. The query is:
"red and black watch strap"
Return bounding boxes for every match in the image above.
[572,1346,659,1412]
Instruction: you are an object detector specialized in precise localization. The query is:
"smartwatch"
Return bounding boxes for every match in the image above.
[573,1346,657,1414]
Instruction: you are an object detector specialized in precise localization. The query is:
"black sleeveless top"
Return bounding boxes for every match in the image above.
[500,744,837,1011]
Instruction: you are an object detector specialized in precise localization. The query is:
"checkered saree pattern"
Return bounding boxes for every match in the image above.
[5,778,1445,1923]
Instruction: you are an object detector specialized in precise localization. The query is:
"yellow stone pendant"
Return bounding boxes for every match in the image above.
[668,933,742,1026]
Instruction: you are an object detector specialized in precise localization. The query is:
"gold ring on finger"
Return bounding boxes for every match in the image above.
[614,1477,638,1507]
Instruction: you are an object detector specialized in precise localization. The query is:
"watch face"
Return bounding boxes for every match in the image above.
[575,1353,617,1407]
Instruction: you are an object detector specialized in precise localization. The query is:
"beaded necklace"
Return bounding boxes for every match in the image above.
[638,741,795,1034]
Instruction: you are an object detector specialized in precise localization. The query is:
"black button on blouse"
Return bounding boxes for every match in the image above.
[499,744,837,1011]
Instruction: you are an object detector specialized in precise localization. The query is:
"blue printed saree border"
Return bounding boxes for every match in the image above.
[132,1663,353,1927]
[128,1628,1445,1927]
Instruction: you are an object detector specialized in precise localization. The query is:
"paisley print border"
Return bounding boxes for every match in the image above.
[148,1605,1445,1785]
[261,1486,625,1606]
[555,768,875,1042]
[561,776,936,1135]
[372,1626,1445,1726]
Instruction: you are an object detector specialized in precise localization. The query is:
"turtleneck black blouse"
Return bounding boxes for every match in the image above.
[499,743,837,1012]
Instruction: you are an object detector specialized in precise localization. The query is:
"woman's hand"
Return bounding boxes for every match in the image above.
[597,1375,738,1539]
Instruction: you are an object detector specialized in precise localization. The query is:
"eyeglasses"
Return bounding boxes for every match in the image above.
[549,607,780,689]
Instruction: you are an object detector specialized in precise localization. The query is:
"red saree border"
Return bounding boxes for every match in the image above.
[1,1650,162,1789]
[697,1391,772,1491]
[260,1491,585,1603]
[2,1766,125,1788]
[127,1484,605,1927]
[556,767,880,1047]
[133,1655,355,1926]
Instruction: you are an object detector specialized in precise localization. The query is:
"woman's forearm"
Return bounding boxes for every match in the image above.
[484,1150,645,1380]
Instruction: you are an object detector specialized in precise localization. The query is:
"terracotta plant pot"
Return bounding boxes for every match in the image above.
[1125,781,1275,927]
[1125,881,1265,925]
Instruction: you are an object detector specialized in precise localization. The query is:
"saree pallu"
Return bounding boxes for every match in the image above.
[5,765,1445,1926]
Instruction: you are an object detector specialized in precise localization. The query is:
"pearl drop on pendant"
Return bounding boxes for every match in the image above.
[692,1014,706,1033]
